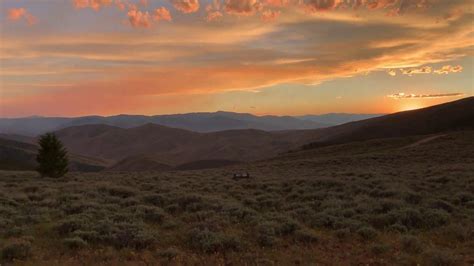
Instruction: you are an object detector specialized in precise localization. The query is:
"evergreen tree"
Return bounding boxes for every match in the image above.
[36,133,69,178]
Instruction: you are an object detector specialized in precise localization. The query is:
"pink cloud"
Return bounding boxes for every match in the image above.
[205,0,223,21]
[154,7,172,22]
[127,5,152,28]
[206,10,223,21]
[7,8,37,25]
[73,0,113,11]
[170,0,200,13]
[115,0,126,10]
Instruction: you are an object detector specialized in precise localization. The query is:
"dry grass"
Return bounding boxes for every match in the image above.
[0,131,473,265]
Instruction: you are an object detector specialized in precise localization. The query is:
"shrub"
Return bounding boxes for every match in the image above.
[389,224,408,233]
[63,237,88,250]
[277,217,300,235]
[99,186,136,198]
[1,241,32,261]
[136,205,165,224]
[396,208,424,229]
[429,200,455,213]
[55,216,87,235]
[423,209,450,228]
[357,227,377,240]
[257,222,278,247]
[112,224,155,250]
[371,242,390,255]
[3,226,25,238]
[294,229,319,244]
[335,228,350,239]
[165,204,179,214]
[141,193,165,206]
[36,133,68,178]
[157,247,179,260]
[443,224,468,242]
[400,235,423,254]
[424,249,458,266]
[404,192,422,205]
[258,234,276,247]
[187,228,240,253]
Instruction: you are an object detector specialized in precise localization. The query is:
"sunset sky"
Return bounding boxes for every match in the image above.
[0,0,472,117]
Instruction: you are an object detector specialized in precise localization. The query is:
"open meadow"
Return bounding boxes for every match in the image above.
[1,131,473,265]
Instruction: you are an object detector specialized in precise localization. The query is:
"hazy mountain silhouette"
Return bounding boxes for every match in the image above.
[0,111,380,136]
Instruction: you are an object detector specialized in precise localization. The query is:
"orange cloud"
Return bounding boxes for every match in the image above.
[434,65,463,75]
[7,8,37,25]
[261,9,281,22]
[206,0,223,21]
[170,0,200,13]
[206,10,224,21]
[304,0,344,12]
[73,0,113,11]
[263,0,291,7]
[127,5,152,28]
[400,66,432,76]
[154,7,172,22]
[387,69,397,76]
[225,0,263,15]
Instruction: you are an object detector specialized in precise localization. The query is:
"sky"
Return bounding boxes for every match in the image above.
[0,0,473,117]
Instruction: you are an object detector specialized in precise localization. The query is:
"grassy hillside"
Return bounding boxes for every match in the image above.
[0,131,473,264]
[0,137,110,172]
[303,97,474,149]
[54,124,315,167]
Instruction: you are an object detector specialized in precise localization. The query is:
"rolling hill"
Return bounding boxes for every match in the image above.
[53,123,314,168]
[0,137,109,171]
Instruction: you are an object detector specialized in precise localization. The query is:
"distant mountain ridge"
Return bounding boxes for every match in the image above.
[0,111,382,136]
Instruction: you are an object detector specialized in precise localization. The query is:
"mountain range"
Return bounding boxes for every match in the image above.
[0,97,472,172]
[0,112,383,136]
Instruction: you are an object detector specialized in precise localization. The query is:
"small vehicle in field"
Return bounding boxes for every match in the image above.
[233,172,251,180]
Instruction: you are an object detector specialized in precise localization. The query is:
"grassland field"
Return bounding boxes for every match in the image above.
[0,131,473,265]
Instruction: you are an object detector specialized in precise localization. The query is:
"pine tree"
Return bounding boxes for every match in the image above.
[36,133,69,178]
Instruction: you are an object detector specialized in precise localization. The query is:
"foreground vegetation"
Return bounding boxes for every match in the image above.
[1,131,473,265]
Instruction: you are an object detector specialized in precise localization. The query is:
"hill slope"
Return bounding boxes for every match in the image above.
[0,137,109,171]
[54,124,314,167]
[303,97,474,149]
